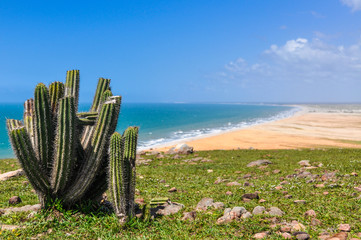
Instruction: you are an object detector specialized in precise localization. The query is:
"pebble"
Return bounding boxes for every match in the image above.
[241,193,259,200]
[9,196,22,205]
[168,187,177,192]
[181,211,196,221]
[225,191,233,195]
[253,232,268,239]
[268,207,284,216]
[252,206,266,215]
[294,200,306,204]
[338,223,351,232]
[226,181,241,186]
[304,209,316,217]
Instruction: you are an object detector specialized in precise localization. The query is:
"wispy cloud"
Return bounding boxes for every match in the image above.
[212,38,361,102]
[340,0,361,12]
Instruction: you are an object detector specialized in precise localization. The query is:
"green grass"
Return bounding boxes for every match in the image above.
[1,149,361,239]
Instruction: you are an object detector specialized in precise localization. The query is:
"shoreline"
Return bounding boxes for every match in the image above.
[139,104,304,151]
[151,104,361,152]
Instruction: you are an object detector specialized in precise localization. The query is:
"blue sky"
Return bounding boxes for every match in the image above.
[1,0,361,103]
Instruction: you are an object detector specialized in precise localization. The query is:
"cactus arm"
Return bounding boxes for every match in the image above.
[51,96,77,194]
[23,99,35,147]
[7,125,50,194]
[65,70,80,111]
[49,81,65,116]
[91,78,111,112]
[122,126,138,217]
[34,83,54,173]
[109,132,123,215]
[63,98,121,203]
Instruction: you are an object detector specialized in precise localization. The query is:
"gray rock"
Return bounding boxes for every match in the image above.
[298,160,311,167]
[247,159,272,167]
[0,169,24,181]
[175,143,193,154]
[181,211,196,221]
[0,204,41,215]
[252,206,266,215]
[224,208,232,215]
[1,225,21,231]
[230,207,247,217]
[196,198,214,211]
[212,202,225,210]
[293,232,310,240]
[268,207,284,216]
[155,202,184,216]
[241,211,253,219]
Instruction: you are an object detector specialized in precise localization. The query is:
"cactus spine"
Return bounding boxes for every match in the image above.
[6,70,124,208]
[109,127,139,219]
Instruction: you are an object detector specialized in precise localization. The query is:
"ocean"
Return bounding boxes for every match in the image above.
[0,103,298,158]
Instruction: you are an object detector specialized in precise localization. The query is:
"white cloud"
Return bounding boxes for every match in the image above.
[340,0,361,11]
[215,38,361,102]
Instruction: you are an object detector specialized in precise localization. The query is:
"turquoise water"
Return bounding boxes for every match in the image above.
[0,103,297,158]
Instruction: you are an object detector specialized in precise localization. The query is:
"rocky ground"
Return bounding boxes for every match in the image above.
[1,148,361,239]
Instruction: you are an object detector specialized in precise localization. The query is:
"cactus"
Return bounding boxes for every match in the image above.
[109,127,138,220]
[6,70,122,208]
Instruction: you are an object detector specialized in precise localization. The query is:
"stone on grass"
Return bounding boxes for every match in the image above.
[291,222,306,232]
[280,232,292,239]
[294,200,306,204]
[0,169,24,181]
[304,209,316,217]
[247,159,272,167]
[268,207,284,216]
[338,224,351,232]
[293,232,310,240]
[252,206,266,215]
[328,232,348,240]
[9,196,21,205]
[310,218,322,226]
[242,193,259,200]
[298,160,311,167]
[225,191,233,195]
[241,212,252,219]
[168,187,177,192]
[154,202,184,216]
[1,225,21,231]
[0,204,41,215]
[174,143,193,154]
[212,202,225,210]
[253,232,268,239]
[181,211,196,221]
[226,181,241,186]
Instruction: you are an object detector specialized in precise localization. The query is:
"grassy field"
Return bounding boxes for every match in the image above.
[1,148,361,239]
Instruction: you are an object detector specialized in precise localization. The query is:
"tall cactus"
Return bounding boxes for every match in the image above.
[6,70,124,208]
[109,127,139,220]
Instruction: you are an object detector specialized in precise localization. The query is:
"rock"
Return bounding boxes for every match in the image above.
[294,200,306,204]
[242,193,259,200]
[181,211,196,221]
[297,171,312,178]
[214,177,225,184]
[196,198,214,211]
[154,202,184,216]
[304,209,316,217]
[310,218,321,226]
[280,226,292,233]
[243,181,254,187]
[241,211,252,219]
[354,187,361,192]
[1,225,21,231]
[225,191,233,195]
[315,184,325,188]
[243,173,252,178]
[328,232,348,240]
[273,169,281,174]
[258,199,266,203]
[212,202,225,210]
[338,223,351,232]
[291,222,306,232]
[230,207,247,218]
[0,204,41,215]
[9,196,22,205]
[281,232,292,239]
[268,207,284,216]
[207,169,213,173]
[293,232,310,240]
[253,232,268,239]
[247,159,272,167]
[159,179,166,183]
[323,191,329,195]
[321,171,337,181]
[298,160,311,167]
[0,169,24,181]
[226,181,241,186]
[252,206,266,215]
[351,172,358,176]
[174,143,193,154]
[284,194,293,199]
[275,186,283,190]
[168,187,177,192]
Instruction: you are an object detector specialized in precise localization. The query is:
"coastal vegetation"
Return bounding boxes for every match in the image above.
[1,148,361,239]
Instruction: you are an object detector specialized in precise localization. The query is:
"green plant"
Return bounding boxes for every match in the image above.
[109,127,139,221]
[6,70,121,208]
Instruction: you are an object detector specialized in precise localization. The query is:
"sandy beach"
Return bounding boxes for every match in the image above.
[155,105,361,151]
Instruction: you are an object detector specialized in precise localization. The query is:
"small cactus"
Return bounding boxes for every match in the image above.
[109,127,139,220]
